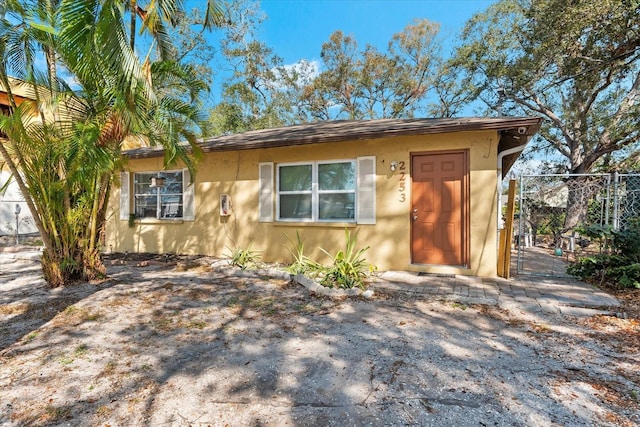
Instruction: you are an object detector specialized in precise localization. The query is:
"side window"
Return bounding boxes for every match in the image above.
[278,164,312,220]
[318,162,355,221]
[133,171,184,219]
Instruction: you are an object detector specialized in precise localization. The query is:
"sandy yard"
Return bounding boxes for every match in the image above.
[0,253,639,426]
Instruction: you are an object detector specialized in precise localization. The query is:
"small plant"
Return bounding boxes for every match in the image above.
[319,229,377,289]
[74,344,89,357]
[63,305,78,314]
[451,302,467,310]
[225,246,261,270]
[58,356,74,366]
[284,231,319,274]
[55,305,102,326]
[185,320,207,329]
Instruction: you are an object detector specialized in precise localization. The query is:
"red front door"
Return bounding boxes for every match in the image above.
[411,151,468,266]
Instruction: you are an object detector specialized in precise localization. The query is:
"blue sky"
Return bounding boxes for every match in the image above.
[257,0,495,66]
[199,0,496,107]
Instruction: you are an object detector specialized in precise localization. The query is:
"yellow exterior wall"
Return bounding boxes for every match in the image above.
[105,130,499,276]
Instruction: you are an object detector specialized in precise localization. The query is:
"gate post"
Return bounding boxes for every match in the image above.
[612,171,619,230]
[516,174,525,274]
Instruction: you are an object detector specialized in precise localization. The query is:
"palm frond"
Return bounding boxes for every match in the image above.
[203,0,225,30]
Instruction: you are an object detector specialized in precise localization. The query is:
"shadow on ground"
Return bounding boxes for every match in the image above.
[0,257,638,426]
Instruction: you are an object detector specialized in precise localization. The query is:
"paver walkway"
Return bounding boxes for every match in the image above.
[375,271,620,317]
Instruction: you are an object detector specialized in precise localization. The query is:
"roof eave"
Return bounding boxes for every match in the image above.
[497,119,542,177]
[124,117,543,161]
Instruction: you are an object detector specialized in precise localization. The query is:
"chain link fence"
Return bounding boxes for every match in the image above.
[514,173,640,276]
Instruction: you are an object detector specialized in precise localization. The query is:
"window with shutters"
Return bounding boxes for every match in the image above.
[277,160,357,222]
[133,171,184,219]
[259,156,375,225]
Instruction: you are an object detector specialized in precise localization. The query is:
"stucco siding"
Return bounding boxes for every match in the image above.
[106,130,499,276]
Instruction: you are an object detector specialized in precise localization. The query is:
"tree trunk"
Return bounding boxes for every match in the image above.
[88,175,102,253]
[563,175,599,233]
[0,139,56,269]
[129,0,137,49]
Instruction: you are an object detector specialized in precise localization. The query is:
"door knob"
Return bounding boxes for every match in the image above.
[413,215,418,221]
[412,208,418,213]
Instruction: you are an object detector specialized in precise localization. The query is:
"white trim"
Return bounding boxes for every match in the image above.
[119,171,130,220]
[356,156,376,224]
[182,169,195,221]
[132,170,189,220]
[259,162,274,222]
[276,162,313,222]
[276,160,357,223]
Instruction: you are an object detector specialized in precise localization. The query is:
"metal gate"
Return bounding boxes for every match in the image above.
[0,171,37,238]
[514,173,640,276]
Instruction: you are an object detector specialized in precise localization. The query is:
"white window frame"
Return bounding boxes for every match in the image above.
[133,170,185,220]
[276,159,357,223]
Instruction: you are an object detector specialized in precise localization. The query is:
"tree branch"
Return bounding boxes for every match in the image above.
[510,90,576,156]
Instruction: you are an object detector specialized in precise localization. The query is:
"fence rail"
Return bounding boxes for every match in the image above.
[514,173,640,276]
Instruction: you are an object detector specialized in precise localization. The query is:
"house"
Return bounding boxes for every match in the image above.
[105,117,542,277]
[0,80,39,236]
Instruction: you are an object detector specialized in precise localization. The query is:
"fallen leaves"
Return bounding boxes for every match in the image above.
[0,302,29,316]
[563,368,639,408]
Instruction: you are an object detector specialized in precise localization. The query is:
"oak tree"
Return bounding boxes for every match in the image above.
[455,0,640,173]
[454,0,640,229]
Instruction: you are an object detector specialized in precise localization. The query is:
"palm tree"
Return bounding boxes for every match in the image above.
[0,0,217,286]
[126,0,225,60]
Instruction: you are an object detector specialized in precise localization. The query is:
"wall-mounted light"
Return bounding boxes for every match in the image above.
[150,175,165,188]
[390,161,398,172]
[220,194,232,216]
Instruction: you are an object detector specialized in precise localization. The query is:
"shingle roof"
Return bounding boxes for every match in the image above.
[124,116,542,160]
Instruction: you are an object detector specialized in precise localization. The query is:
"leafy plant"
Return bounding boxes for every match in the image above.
[568,219,640,289]
[576,224,614,253]
[611,221,640,262]
[0,1,216,287]
[284,231,320,275]
[318,229,376,289]
[225,246,261,270]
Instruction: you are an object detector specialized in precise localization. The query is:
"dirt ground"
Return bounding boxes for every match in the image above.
[0,254,639,426]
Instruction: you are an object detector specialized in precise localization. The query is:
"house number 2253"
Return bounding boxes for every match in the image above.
[398,161,407,202]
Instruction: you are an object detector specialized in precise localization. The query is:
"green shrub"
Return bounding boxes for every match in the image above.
[567,254,613,282]
[284,231,320,275]
[225,246,261,270]
[577,223,614,251]
[568,219,640,289]
[612,221,640,263]
[611,264,640,289]
[566,256,601,280]
[318,229,376,289]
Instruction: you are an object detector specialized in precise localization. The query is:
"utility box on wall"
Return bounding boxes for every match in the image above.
[220,194,232,216]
